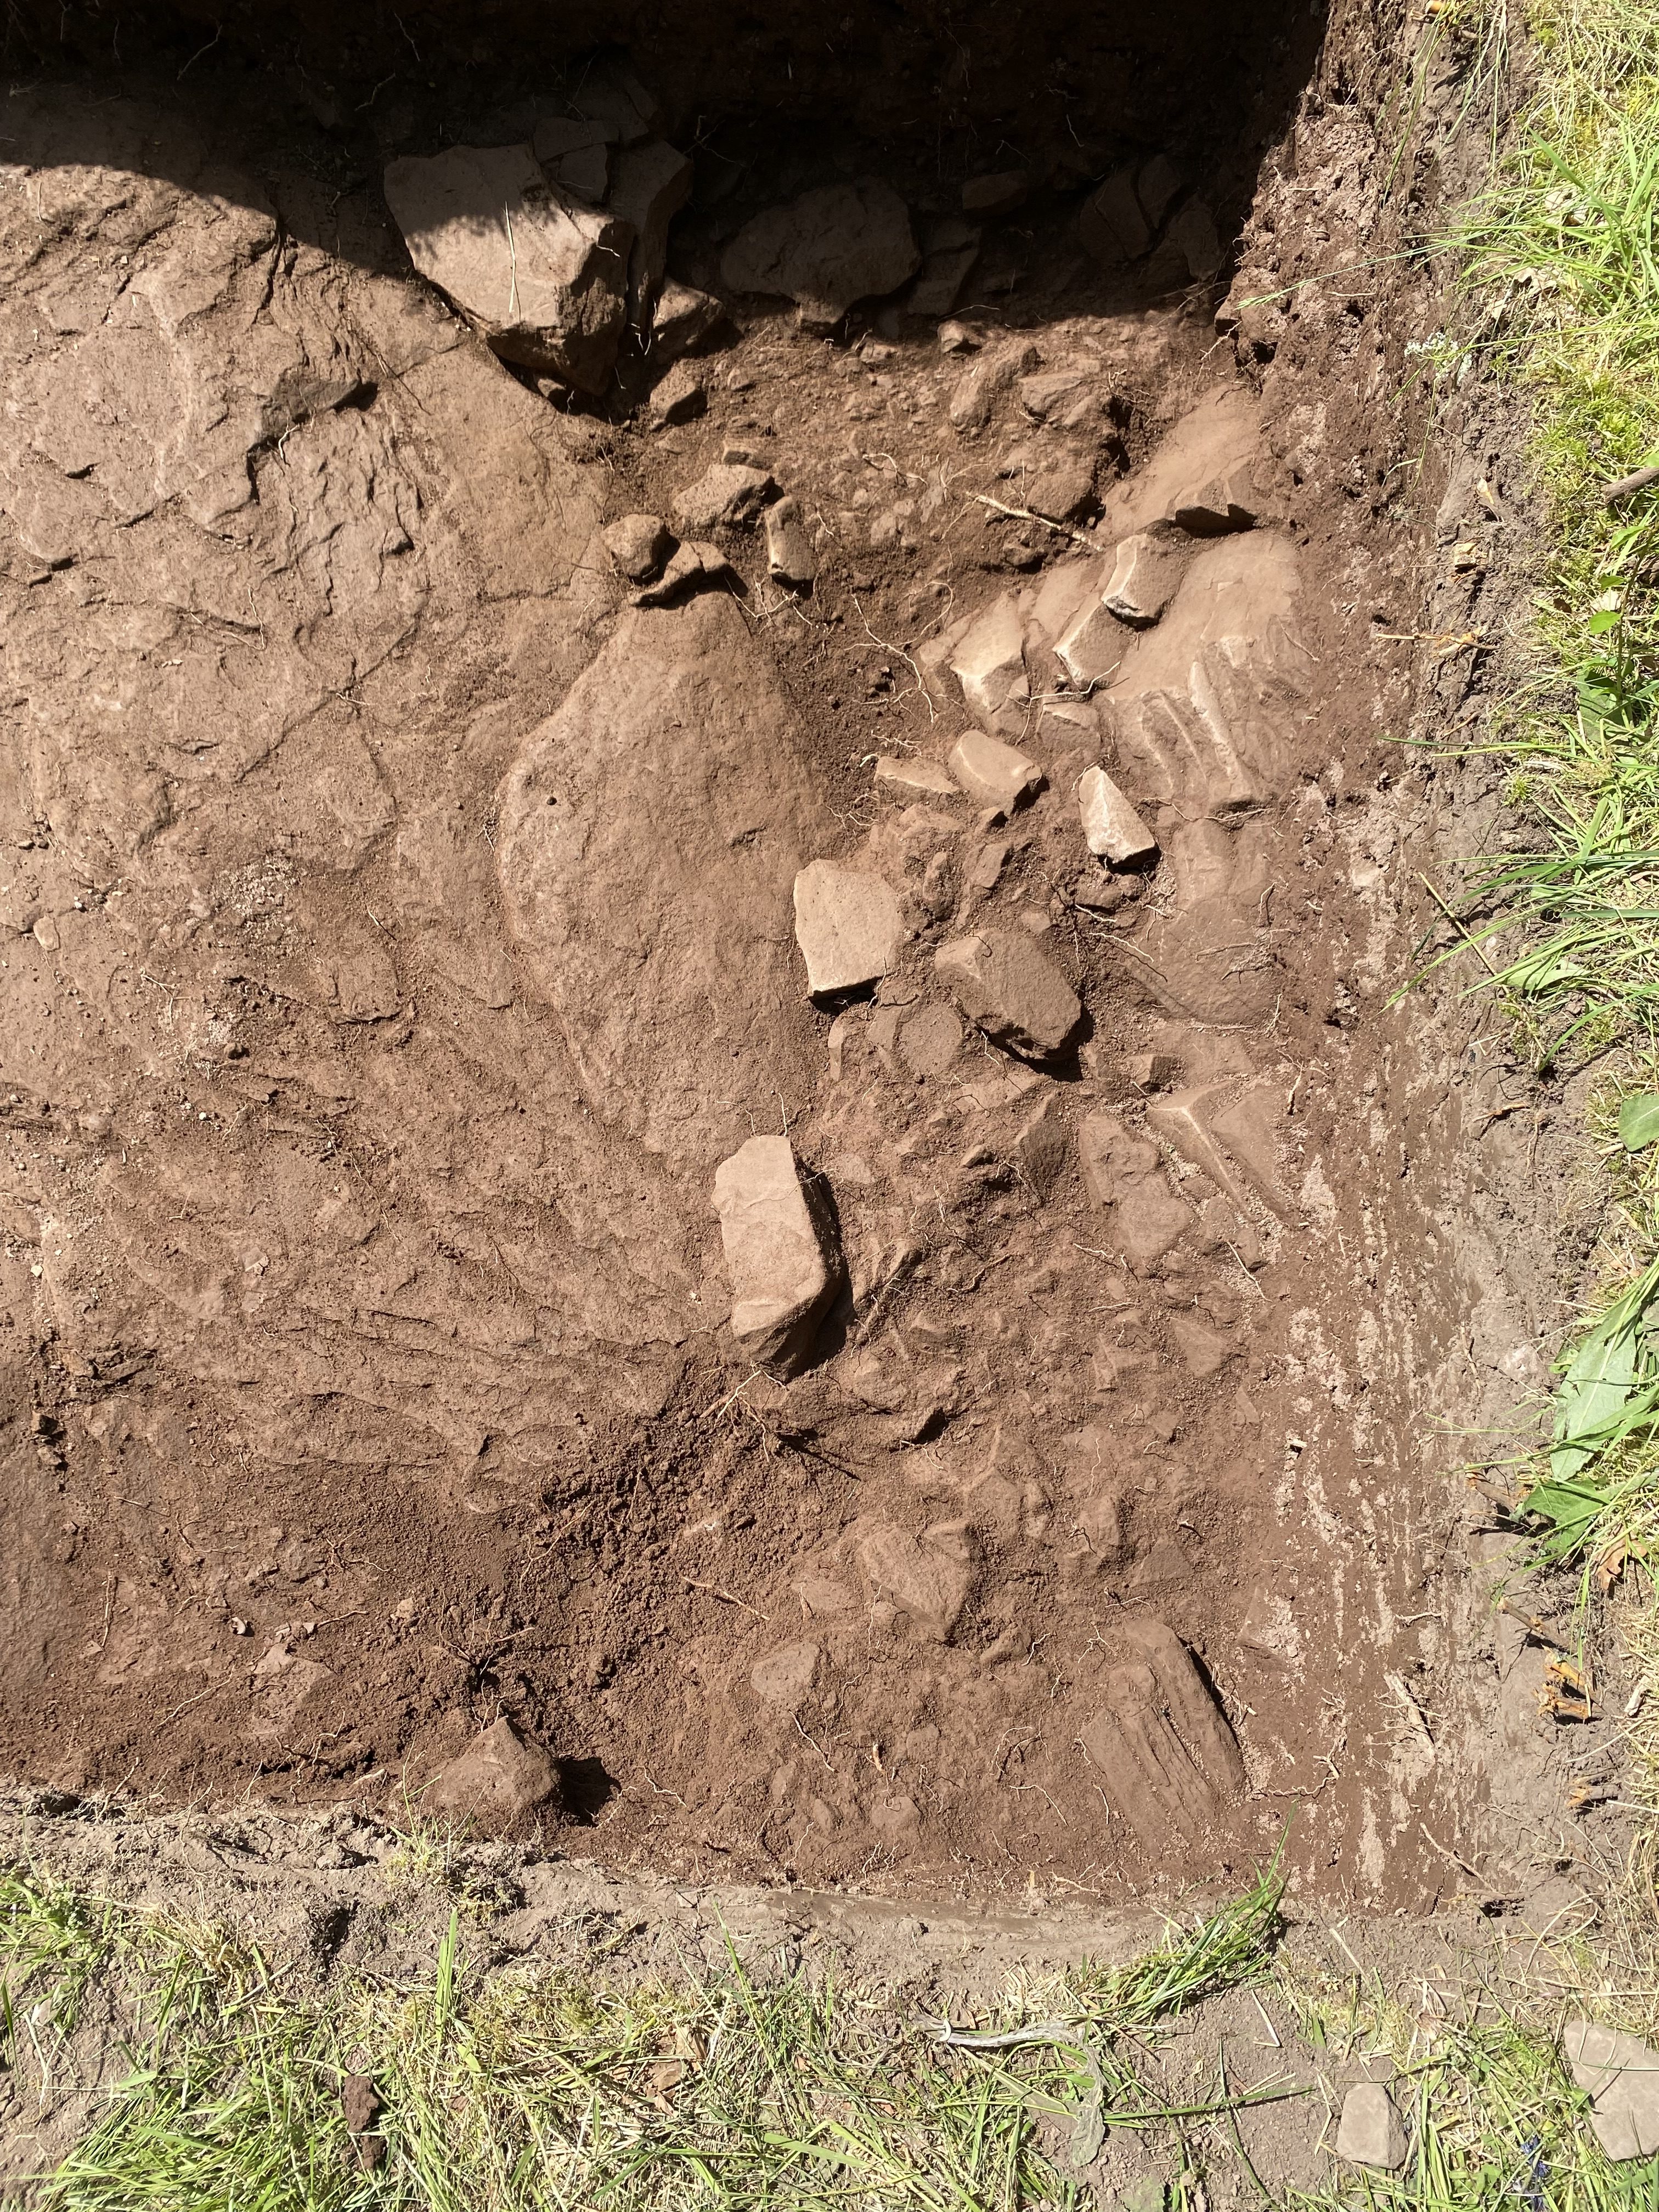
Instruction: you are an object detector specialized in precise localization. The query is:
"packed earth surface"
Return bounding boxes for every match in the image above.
[0,2,1617,1917]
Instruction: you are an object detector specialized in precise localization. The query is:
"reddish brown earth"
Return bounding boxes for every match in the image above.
[0,15,1596,1910]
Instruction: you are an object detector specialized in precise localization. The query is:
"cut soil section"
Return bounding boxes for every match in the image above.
[0,5,1567,1907]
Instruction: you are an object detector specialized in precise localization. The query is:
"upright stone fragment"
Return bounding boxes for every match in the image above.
[714,1135,841,1370]
[792,860,902,994]
[608,138,695,320]
[1078,766,1158,866]
[949,729,1042,814]
[935,928,1081,1058]
[1335,2084,1409,2171]
[428,1718,563,1834]
[950,595,1030,734]
[1102,529,1186,626]
[721,181,921,330]
[1564,2021,1659,2162]
[383,144,632,392]
[765,496,817,584]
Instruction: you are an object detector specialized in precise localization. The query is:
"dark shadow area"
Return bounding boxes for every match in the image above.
[556,1754,619,1825]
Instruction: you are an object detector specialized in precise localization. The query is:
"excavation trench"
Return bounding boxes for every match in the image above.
[0,3,1537,1906]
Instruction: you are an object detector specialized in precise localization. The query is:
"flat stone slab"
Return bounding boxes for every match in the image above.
[1077,1107,1191,1269]
[874,755,960,800]
[672,462,775,532]
[949,594,1030,734]
[1102,529,1186,625]
[382,144,631,392]
[713,1134,840,1369]
[1335,2082,1408,2170]
[721,180,920,329]
[949,729,1042,814]
[1078,765,1158,866]
[935,927,1081,1058]
[1565,2019,1659,2161]
[793,860,903,994]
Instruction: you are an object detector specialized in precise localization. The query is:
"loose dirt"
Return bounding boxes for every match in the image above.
[0,7,1629,1915]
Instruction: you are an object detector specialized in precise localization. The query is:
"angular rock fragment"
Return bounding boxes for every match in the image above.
[608,138,695,320]
[751,1640,822,1710]
[631,538,734,606]
[1077,1109,1191,1269]
[1078,766,1158,867]
[857,1521,976,1643]
[1147,1084,1290,1217]
[874,755,959,800]
[569,59,663,143]
[647,358,708,425]
[603,511,672,583]
[651,278,725,360]
[949,730,1041,814]
[1564,2021,1659,2162]
[1335,2084,1409,2171]
[1055,594,1128,689]
[1109,389,1264,539]
[1102,529,1186,626]
[721,182,921,330]
[1077,1617,1243,1851]
[935,928,1081,1059]
[962,170,1029,217]
[672,462,776,533]
[900,1002,964,1076]
[950,596,1030,734]
[948,338,1037,433]
[1167,199,1223,282]
[1014,1094,1068,1198]
[532,116,616,204]
[1079,155,1183,266]
[427,1717,563,1833]
[383,144,632,392]
[908,217,981,315]
[792,860,903,994]
[765,495,817,585]
[713,1135,841,1370]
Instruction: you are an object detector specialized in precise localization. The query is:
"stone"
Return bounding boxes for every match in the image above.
[672,462,776,533]
[939,319,980,353]
[1125,1052,1181,1092]
[1147,1085,1290,1218]
[1102,529,1186,626]
[1073,867,1127,913]
[1078,766,1158,867]
[651,278,725,360]
[874,755,959,800]
[792,860,904,995]
[721,181,921,330]
[949,339,1039,433]
[765,496,818,585]
[857,1520,976,1643]
[1014,1095,1068,1197]
[909,222,981,316]
[713,1135,842,1369]
[965,836,1011,891]
[963,170,1030,217]
[1335,2083,1409,2171]
[1016,369,1098,425]
[751,1640,822,1710]
[1078,167,1149,263]
[427,1717,562,1833]
[532,116,616,204]
[935,929,1081,1059]
[900,1002,964,1077]
[569,60,663,143]
[383,144,632,392]
[1077,1109,1192,1270]
[949,730,1041,814]
[1564,2020,1659,2162]
[1167,199,1223,282]
[603,512,672,583]
[950,595,1030,734]
[1078,1617,1243,1852]
[631,538,735,606]
[607,138,695,320]
[1024,460,1097,523]
[1056,595,1128,689]
[1168,1314,1234,1377]
[647,358,708,425]
[1107,390,1263,539]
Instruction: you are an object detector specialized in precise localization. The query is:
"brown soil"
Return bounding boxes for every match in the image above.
[0,4,1630,1911]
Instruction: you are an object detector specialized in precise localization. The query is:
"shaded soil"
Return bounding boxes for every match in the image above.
[0,5,1631,1910]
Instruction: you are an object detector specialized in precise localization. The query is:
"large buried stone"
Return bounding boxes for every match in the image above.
[1078,1618,1244,1856]
[935,928,1081,1059]
[793,861,903,995]
[713,1135,842,1370]
[383,144,631,392]
[495,594,831,1168]
[721,181,921,330]
[427,1718,563,1835]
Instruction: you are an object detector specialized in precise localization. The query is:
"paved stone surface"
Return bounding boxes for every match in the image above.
[1102,529,1186,625]
[713,1135,841,1370]
[1564,2020,1659,2161]
[1078,766,1158,866]
[949,729,1042,813]
[603,512,672,582]
[672,462,776,532]
[765,495,818,584]
[721,181,920,330]
[949,595,1030,733]
[383,144,631,392]
[1335,2083,1408,2170]
[793,860,904,994]
[428,1718,562,1833]
[935,928,1081,1058]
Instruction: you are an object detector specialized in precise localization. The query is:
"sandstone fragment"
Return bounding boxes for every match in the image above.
[1564,2020,1659,2162]
[792,860,903,995]
[632,538,733,605]
[1077,1109,1192,1269]
[949,729,1041,814]
[603,512,672,583]
[532,116,616,204]
[962,170,1029,217]
[713,1135,840,1369]
[1077,1617,1243,1851]
[1102,529,1186,625]
[950,596,1030,734]
[651,278,725,360]
[607,138,695,319]
[1335,2084,1409,2171]
[751,1640,822,1710]
[672,462,775,533]
[721,181,921,329]
[427,1717,562,1833]
[1078,766,1158,867]
[383,144,631,392]
[765,495,817,585]
[647,358,708,425]
[1056,594,1127,687]
[935,928,1081,1059]
[874,755,959,800]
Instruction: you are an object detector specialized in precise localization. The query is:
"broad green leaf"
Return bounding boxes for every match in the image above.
[1523,1477,1609,1555]
[1587,608,1622,635]
[1618,1093,1659,1149]
[1551,1255,1659,1479]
